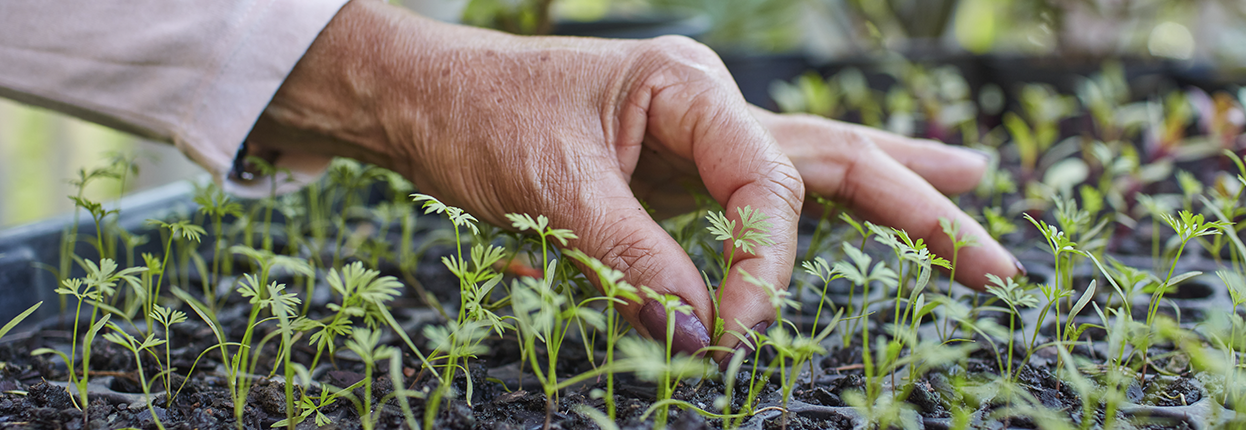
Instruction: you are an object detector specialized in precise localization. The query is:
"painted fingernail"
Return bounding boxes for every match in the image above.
[228,141,255,181]
[718,321,772,372]
[228,140,280,182]
[639,299,710,357]
[1013,257,1028,277]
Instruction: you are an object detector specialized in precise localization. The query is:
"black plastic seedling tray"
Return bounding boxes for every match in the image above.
[0,182,198,324]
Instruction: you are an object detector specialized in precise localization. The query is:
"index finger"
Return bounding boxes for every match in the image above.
[793,130,1021,290]
[636,38,804,360]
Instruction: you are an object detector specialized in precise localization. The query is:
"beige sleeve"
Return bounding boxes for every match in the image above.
[0,0,349,198]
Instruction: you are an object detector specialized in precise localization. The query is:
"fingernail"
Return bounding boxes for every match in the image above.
[639,299,710,357]
[228,140,280,182]
[955,146,992,161]
[228,141,255,181]
[718,321,772,372]
[1013,257,1028,277]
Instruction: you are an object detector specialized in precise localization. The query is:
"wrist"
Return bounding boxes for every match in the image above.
[245,0,424,177]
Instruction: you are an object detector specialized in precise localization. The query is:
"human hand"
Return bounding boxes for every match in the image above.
[751,107,1022,291]
[631,106,1023,363]
[244,0,1016,368]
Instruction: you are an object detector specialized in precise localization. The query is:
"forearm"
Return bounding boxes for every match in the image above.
[249,0,647,202]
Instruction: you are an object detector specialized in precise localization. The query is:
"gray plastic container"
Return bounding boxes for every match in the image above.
[0,181,197,324]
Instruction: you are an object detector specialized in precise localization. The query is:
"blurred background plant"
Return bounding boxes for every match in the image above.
[5,0,1246,228]
[445,0,1246,62]
[0,99,203,228]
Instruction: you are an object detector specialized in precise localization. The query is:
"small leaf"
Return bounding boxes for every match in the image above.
[0,301,41,341]
[706,211,735,242]
[1166,271,1203,288]
[1069,280,1096,319]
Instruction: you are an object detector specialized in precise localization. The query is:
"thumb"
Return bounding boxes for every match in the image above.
[562,182,714,357]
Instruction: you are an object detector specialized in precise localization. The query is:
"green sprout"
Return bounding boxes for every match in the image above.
[984,274,1038,382]
[939,218,978,300]
[342,327,396,430]
[145,219,204,329]
[0,302,41,342]
[35,258,143,419]
[564,249,640,421]
[510,262,605,429]
[150,305,186,407]
[744,267,841,428]
[102,325,168,430]
[194,183,243,308]
[706,206,774,340]
[1134,211,1228,382]
[831,241,898,345]
[639,286,698,429]
[623,334,713,430]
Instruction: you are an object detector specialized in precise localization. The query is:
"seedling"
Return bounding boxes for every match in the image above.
[564,249,640,421]
[832,241,898,346]
[984,274,1038,382]
[510,265,603,429]
[145,220,204,329]
[292,261,432,428]
[62,162,132,271]
[744,268,842,428]
[1149,211,1226,326]
[1216,270,1246,406]
[1134,211,1228,382]
[235,275,303,429]
[622,333,713,429]
[867,223,947,388]
[342,327,394,430]
[149,305,186,407]
[35,258,142,421]
[422,318,489,423]
[800,257,840,343]
[102,324,168,430]
[706,206,774,340]
[1025,213,1078,349]
[645,286,699,429]
[193,183,243,308]
[938,218,977,310]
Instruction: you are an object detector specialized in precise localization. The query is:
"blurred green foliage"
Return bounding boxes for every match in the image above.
[0,100,134,228]
[458,0,1246,59]
[647,0,806,52]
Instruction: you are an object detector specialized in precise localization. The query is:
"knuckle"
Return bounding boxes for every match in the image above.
[647,35,716,60]
[588,220,661,280]
[635,35,728,84]
[840,129,881,153]
[765,162,805,215]
[831,131,881,202]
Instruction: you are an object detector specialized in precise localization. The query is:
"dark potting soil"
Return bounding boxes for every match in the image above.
[759,411,853,430]
[0,217,1228,430]
[1140,376,1202,407]
[0,282,1224,430]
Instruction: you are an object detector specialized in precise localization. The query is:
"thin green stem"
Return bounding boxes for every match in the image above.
[362,361,374,430]
[68,299,84,405]
[150,234,175,333]
[1148,241,1189,327]
[130,346,166,430]
[656,308,676,430]
[606,300,617,420]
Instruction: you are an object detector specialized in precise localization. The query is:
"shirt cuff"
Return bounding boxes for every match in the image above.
[187,0,348,199]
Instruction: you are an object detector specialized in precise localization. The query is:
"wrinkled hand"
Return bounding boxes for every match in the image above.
[246,0,1018,366]
[753,108,1021,286]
